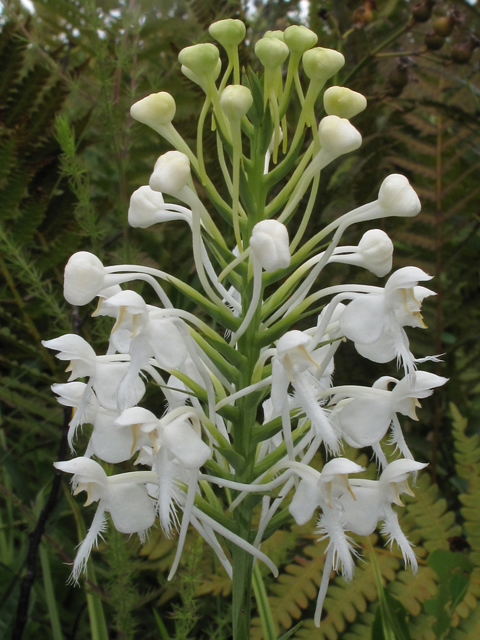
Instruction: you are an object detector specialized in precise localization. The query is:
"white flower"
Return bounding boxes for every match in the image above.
[101,290,188,409]
[338,267,435,372]
[338,459,427,570]
[115,408,211,535]
[54,457,156,581]
[312,458,426,627]
[43,334,145,415]
[330,371,448,463]
[271,330,338,452]
[289,458,365,529]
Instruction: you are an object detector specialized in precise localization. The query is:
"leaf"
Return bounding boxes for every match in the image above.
[423,550,473,637]
[372,590,411,640]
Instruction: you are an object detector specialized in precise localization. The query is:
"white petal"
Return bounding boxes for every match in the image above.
[340,484,381,536]
[163,419,211,469]
[54,457,107,485]
[338,396,393,447]
[90,414,136,464]
[340,295,386,345]
[107,483,156,533]
[289,477,319,525]
[149,319,188,369]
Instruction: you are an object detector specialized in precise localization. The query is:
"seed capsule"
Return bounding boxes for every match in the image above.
[425,33,445,51]
[412,0,435,23]
[433,16,454,38]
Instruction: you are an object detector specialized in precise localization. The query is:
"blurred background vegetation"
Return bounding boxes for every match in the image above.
[0,0,479,638]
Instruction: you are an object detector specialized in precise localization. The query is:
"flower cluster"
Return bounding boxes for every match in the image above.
[45,19,445,632]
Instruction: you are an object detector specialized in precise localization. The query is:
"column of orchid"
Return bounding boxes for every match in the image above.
[44,19,446,638]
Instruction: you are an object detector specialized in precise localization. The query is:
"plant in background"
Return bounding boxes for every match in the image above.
[44,19,447,639]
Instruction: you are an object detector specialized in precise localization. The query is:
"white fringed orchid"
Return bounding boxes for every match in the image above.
[339,266,435,373]
[313,459,427,626]
[272,330,338,455]
[329,372,448,464]
[54,457,157,583]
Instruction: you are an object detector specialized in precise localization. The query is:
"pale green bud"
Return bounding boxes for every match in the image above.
[130,92,176,127]
[209,19,246,48]
[324,86,367,119]
[255,36,289,68]
[318,115,362,155]
[284,25,318,54]
[220,85,253,120]
[150,151,191,197]
[181,59,222,88]
[178,43,220,76]
[264,30,285,42]
[302,47,345,81]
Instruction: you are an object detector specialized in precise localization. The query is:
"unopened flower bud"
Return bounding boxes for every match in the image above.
[284,25,318,54]
[130,92,176,128]
[302,47,345,82]
[181,59,221,89]
[149,151,191,197]
[220,85,253,120]
[378,174,421,217]
[250,220,290,272]
[318,115,362,155]
[209,19,246,48]
[264,30,285,42]
[178,43,220,76]
[255,37,289,68]
[64,252,107,306]
[323,86,367,119]
[128,186,178,229]
[357,229,393,277]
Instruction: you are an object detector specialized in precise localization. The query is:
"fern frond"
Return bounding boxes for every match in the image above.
[451,404,480,625]
[389,565,437,616]
[401,473,462,554]
[293,544,398,640]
